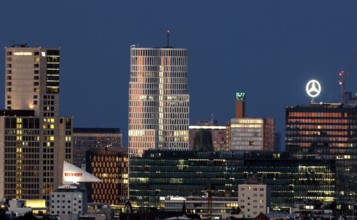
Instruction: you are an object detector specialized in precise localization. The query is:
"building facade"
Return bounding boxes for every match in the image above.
[161,196,239,219]
[129,150,335,210]
[238,183,270,218]
[0,45,72,201]
[86,148,128,204]
[286,103,357,200]
[128,47,189,157]
[229,118,274,151]
[72,128,122,169]
[50,184,86,216]
[189,120,227,151]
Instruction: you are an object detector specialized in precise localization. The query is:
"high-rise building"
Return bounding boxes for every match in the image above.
[286,103,357,200]
[128,46,189,157]
[72,128,122,169]
[0,45,72,201]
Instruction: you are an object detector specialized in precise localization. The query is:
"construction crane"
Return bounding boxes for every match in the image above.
[338,50,357,104]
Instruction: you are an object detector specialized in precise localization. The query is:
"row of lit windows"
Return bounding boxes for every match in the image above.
[5,142,40,147]
[131,55,187,64]
[5,148,40,153]
[129,88,188,96]
[132,111,189,118]
[130,71,187,78]
[131,77,188,85]
[288,119,350,124]
[5,129,40,135]
[5,177,39,183]
[286,130,350,136]
[129,102,189,111]
[5,172,39,178]
[128,137,155,144]
[288,112,349,118]
[287,137,350,142]
[130,83,159,90]
[287,125,351,131]
[131,48,187,57]
[130,65,187,73]
[132,56,187,66]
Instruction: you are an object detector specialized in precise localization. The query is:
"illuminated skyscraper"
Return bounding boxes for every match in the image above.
[286,103,357,200]
[0,45,72,201]
[128,46,189,157]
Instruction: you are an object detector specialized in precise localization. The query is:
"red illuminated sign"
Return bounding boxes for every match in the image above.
[64,172,83,177]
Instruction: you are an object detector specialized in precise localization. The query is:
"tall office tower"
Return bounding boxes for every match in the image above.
[0,45,73,201]
[286,103,357,200]
[128,46,189,157]
[72,128,122,168]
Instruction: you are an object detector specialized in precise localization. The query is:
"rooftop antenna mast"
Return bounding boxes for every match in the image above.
[166,30,170,47]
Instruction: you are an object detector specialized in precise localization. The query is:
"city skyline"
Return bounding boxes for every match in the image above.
[2,1,357,146]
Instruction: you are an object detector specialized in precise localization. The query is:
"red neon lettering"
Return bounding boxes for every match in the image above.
[64,173,82,177]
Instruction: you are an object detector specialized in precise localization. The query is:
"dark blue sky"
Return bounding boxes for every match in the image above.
[2,1,357,147]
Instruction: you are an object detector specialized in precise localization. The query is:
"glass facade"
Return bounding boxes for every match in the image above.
[129,150,335,210]
[286,103,357,200]
[128,47,189,157]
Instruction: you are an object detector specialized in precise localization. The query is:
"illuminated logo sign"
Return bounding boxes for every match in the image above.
[13,52,32,56]
[62,161,101,184]
[64,172,83,177]
[306,80,321,98]
[236,92,246,101]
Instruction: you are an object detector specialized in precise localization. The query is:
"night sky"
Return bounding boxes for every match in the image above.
[2,1,357,147]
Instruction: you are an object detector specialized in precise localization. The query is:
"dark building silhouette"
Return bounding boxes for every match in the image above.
[192,129,213,151]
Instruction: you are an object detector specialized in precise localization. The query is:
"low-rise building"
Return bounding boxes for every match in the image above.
[238,181,270,218]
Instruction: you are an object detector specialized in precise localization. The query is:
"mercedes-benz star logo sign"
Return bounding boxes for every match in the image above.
[306,80,321,98]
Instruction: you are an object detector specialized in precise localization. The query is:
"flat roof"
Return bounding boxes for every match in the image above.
[73,128,121,134]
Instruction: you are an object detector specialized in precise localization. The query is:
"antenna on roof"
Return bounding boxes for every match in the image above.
[166,30,170,47]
